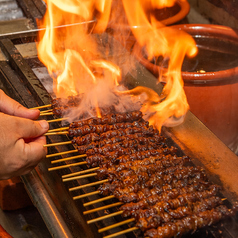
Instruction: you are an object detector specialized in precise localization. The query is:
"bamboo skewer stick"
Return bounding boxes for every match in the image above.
[83,202,123,215]
[40,112,54,116]
[87,211,123,224]
[45,131,69,136]
[31,104,52,109]
[63,167,99,179]
[48,162,86,171]
[83,195,115,207]
[69,179,107,191]
[47,127,69,132]
[51,155,86,164]
[47,117,69,123]
[103,227,138,238]
[98,218,135,233]
[53,161,87,168]
[44,141,72,147]
[62,172,97,182]
[73,191,99,200]
[46,149,79,158]
[40,109,53,113]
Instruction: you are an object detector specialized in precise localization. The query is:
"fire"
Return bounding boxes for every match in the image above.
[37,0,197,130]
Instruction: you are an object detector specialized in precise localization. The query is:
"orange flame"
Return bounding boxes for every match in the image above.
[37,0,197,130]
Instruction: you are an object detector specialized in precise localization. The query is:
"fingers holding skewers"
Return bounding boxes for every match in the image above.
[0,112,49,179]
[0,91,50,179]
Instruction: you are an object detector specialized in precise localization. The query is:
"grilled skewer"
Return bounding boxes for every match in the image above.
[45,110,238,238]
[120,184,219,214]
[69,110,143,128]
[145,205,238,238]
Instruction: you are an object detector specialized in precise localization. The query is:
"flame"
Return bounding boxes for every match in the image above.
[37,0,197,130]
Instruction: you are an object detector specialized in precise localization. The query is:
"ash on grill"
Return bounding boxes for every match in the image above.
[45,101,238,238]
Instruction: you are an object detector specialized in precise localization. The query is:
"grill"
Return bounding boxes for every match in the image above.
[0,32,238,238]
[0,2,238,237]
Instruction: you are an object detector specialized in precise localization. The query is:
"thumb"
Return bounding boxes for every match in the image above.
[16,119,49,139]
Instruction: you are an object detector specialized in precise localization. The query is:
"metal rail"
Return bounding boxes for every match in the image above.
[21,171,73,238]
[0,20,96,38]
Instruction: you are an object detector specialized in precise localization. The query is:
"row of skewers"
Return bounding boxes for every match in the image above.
[34,98,238,238]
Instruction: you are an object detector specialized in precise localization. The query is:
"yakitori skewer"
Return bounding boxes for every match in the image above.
[31,104,52,109]
[44,131,69,136]
[48,162,86,171]
[83,202,123,215]
[98,218,135,233]
[87,210,123,224]
[44,141,71,147]
[69,179,107,192]
[40,112,54,116]
[52,161,86,168]
[63,167,99,179]
[46,149,80,158]
[62,172,97,182]
[51,155,86,164]
[46,117,69,123]
[42,108,235,238]
[73,191,99,200]
[39,109,53,115]
[47,127,69,133]
[103,227,138,238]
[83,195,115,207]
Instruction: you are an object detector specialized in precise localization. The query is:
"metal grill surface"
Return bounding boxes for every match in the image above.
[0,36,238,238]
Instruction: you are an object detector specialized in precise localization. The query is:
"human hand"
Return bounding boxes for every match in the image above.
[0,113,49,179]
[0,90,49,179]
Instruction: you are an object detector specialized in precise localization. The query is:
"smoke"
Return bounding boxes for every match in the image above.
[61,80,142,125]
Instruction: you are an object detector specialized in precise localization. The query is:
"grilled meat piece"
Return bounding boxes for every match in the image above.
[73,132,164,147]
[136,196,224,230]
[51,96,81,109]
[72,132,164,147]
[75,135,164,154]
[97,155,190,178]
[71,133,100,146]
[99,126,156,139]
[86,146,177,167]
[120,184,220,215]
[145,204,238,238]
[69,110,143,128]
[84,139,160,156]
[68,123,154,137]
[98,165,209,203]
[51,96,82,116]
[116,178,212,204]
[124,189,222,219]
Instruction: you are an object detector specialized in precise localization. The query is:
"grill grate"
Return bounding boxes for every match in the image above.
[0,37,238,238]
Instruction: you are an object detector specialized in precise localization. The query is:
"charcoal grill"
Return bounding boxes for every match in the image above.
[0,27,238,238]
